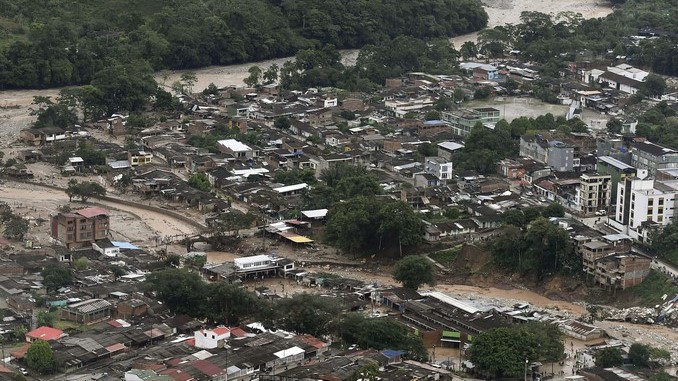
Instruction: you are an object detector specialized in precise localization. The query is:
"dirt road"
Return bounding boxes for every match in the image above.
[0,181,198,246]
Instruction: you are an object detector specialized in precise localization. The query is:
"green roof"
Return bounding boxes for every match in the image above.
[442,330,460,338]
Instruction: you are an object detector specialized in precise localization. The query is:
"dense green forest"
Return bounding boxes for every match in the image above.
[0,0,488,89]
[476,0,677,75]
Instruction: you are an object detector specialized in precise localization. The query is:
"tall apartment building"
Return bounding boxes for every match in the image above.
[50,207,110,249]
[611,175,678,242]
[575,173,612,215]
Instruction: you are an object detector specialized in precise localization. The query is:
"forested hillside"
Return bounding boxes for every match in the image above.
[0,0,488,89]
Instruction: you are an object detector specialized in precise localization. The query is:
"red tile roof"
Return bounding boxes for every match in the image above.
[296,334,327,349]
[229,327,247,338]
[26,326,64,341]
[105,343,127,353]
[76,207,109,218]
[10,344,30,359]
[211,327,230,336]
[190,360,225,377]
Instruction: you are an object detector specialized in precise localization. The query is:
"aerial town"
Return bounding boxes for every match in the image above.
[0,0,677,381]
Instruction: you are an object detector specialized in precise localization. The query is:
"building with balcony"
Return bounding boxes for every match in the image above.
[50,208,110,249]
[575,173,612,215]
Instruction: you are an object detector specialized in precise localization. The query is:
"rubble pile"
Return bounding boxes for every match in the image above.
[595,293,678,327]
[600,307,657,324]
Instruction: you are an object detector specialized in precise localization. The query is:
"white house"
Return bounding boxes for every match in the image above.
[194,327,231,349]
[234,255,274,271]
[218,139,254,159]
[424,156,453,182]
[92,239,121,257]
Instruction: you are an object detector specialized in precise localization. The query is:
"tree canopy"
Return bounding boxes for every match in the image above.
[41,263,72,292]
[467,322,563,379]
[25,340,56,374]
[267,293,342,337]
[393,256,436,290]
[0,0,487,90]
[490,217,575,279]
[65,180,106,202]
[335,313,428,361]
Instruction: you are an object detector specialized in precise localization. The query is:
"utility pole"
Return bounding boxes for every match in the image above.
[524,358,529,381]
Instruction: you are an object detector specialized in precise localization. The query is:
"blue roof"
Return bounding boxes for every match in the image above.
[111,241,139,250]
[381,349,405,358]
[423,120,445,126]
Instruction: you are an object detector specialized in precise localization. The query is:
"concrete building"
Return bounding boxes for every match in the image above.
[127,151,153,167]
[594,254,652,290]
[580,234,633,277]
[384,96,434,117]
[631,141,678,176]
[597,156,636,201]
[611,176,678,242]
[575,173,612,215]
[441,107,501,137]
[50,208,111,249]
[218,139,254,160]
[436,141,464,160]
[520,135,575,172]
[423,156,453,183]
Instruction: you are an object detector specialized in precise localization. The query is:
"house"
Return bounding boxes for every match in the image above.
[128,151,153,167]
[461,62,500,81]
[594,254,652,290]
[19,129,43,146]
[194,327,231,349]
[598,64,648,95]
[18,150,43,163]
[384,96,434,117]
[117,299,148,318]
[437,141,464,160]
[26,326,65,342]
[418,120,451,137]
[559,320,603,342]
[92,238,120,257]
[50,207,111,249]
[60,299,113,324]
[597,156,637,200]
[218,139,254,160]
[6,295,33,314]
[611,176,678,242]
[423,157,453,183]
[580,234,633,276]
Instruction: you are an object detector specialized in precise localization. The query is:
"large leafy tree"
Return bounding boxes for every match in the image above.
[393,256,436,290]
[269,293,342,337]
[41,264,72,292]
[90,60,158,115]
[468,322,563,379]
[145,269,207,316]
[335,313,428,361]
[594,347,624,368]
[203,282,262,325]
[25,341,56,374]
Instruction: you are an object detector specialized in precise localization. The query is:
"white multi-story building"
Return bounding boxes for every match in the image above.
[611,174,678,242]
[423,156,453,183]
